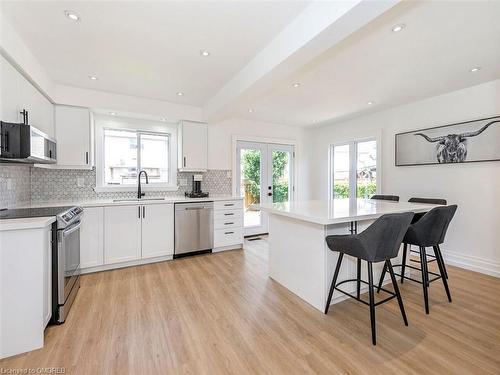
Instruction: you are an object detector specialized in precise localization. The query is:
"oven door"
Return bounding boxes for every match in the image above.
[57,220,81,304]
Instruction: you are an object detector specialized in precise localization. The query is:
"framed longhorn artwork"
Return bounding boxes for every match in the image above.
[395,116,500,166]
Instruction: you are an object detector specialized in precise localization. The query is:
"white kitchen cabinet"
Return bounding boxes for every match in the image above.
[178,120,208,171]
[80,207,104,268]
[0,56,20,123]
[0,55,54,137]
[54,105,92,168]
[141,204,174,258]
[104,205,142,264]
[43,226,52,328]
[213,199,244,251]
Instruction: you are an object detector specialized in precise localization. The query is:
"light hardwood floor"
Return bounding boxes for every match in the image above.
[1,237,499,374]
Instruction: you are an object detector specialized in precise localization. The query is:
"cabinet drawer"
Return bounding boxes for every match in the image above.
[214,228,243,247]
[214,217,243,230]
[214,209,242,220]
[214,200,243,211]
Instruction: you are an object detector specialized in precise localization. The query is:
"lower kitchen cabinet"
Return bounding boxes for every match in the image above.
[80,207,104,268]
[141,204,174,258]
[104,205,142,264]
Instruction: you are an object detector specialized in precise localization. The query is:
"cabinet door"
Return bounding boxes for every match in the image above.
[55,105,91,167]
[17,72,54,137]
[104,205,141,264]
[179,121,207,171]
[80,207,104,269]
[43,227,52,327]
[0,56,21,123]
[141,204,174,258]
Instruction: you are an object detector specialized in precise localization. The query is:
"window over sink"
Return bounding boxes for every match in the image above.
[94,114,178,192]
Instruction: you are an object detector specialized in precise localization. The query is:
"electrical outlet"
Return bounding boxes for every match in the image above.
[77,177,85,187]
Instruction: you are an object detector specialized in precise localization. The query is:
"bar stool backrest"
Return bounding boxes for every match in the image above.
[358,212,414,262]
[406,205,458,246]
[370,194,400,202]
[408,197,447,205]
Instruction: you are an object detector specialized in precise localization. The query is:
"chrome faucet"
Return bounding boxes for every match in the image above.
[137,170,149,199]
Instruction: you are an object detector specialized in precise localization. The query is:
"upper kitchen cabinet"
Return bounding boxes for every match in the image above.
[178,120,208,172]
[54,105,93,169]
[0,55,54,137]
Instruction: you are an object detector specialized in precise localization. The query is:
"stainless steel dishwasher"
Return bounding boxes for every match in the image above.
[174,201,214,258]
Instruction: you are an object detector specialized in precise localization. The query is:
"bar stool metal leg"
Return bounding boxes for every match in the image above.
[325,253,344,314]
[434,246,452,302]
[435,245,449,280]
[386,261,408,326]
[420,246,430,314]
[367,262,376,345]
[356,258,361,299]
[376,262,387,293]
[400,243,408,283]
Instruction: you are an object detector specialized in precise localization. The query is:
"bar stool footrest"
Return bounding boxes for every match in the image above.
[390,263,442,284]
[334,279,397,307]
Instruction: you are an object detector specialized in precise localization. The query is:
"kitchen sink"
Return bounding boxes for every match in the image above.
[112,198,166,202]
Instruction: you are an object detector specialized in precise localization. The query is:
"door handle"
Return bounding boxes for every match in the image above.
[267,192,272,196]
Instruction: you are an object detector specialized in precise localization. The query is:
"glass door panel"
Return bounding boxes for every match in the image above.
[332,144,350,198]
[239,147,263,229]
[356,140,377,198]
[270,146,293,204]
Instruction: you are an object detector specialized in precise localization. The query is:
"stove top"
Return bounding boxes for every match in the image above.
[0,206,74,220]
[185,191,209,198]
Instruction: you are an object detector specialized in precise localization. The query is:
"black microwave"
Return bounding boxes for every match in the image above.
[0,121,57,164]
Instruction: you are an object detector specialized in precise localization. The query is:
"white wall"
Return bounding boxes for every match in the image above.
[304,79,500,277]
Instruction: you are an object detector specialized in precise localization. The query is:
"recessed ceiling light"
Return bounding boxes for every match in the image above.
[367,101,374,105]
[176,92,184,96]
[248,109,253,113]
[200,50,210,57]
[391,24,405,33]
[109,112,116,116]
[88,75,98,81]
[161,117,167,122]
[470,67,481,72]
[64,10,80,21]
[292,82,301,88]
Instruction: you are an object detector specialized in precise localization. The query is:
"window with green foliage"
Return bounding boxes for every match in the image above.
[331,139,378,199]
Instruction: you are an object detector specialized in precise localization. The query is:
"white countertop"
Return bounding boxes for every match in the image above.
[0,216,56,231]
[258,198,440,225]
[12,195,243,209]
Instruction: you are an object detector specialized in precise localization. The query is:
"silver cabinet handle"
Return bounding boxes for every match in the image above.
[225,231,234,235]
[143,206,145,218]
[85,151,89,164]
[224,213,234,216]
[224,222,234,225]
[224,203,234,207]
[138,206,141,218]
[183,156,186,167]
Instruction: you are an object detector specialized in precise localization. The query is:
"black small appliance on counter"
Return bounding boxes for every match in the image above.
[185,174,209,198]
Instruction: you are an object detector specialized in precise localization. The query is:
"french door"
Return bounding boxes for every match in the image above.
[236,141,295,236]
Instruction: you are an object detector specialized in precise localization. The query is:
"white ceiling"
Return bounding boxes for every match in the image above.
[2,1,499,127]
[242,0,500,126]
[1,1,309,106]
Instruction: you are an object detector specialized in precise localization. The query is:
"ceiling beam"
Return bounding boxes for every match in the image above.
[203,0,401,122]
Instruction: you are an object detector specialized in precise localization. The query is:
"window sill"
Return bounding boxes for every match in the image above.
[93,185,179,193]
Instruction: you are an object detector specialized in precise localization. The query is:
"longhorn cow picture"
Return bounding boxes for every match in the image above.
[395,116,500,166]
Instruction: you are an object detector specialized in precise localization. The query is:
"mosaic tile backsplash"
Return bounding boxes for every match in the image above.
[30,168,232,202]
[0,165,32,208]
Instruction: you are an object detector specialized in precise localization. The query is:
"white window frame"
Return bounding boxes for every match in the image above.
[328,135,381,200]
[94,114,178,192]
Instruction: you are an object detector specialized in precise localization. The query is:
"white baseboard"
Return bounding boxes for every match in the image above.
[441,249,500,278]
[81,255,173,274]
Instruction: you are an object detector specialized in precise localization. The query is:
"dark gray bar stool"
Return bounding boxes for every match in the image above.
[371,194,400,202]
[406,198,448,277]
[377,205,457,314]
[325,212,414,345]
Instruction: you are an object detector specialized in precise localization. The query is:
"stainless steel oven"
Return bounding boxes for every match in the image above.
[53,206,83,323]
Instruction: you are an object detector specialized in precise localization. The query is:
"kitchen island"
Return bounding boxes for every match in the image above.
[258,198,439,312]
